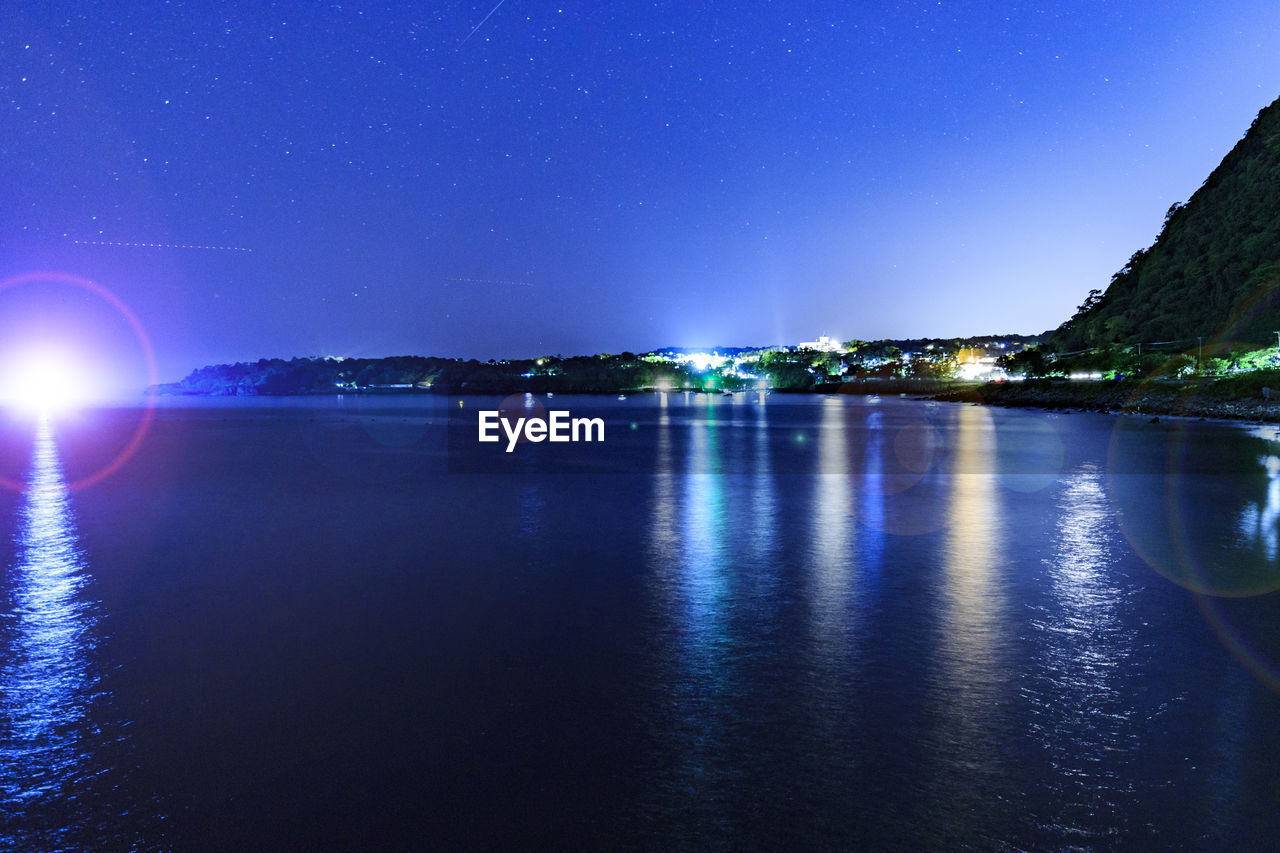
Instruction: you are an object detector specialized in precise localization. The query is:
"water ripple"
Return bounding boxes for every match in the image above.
[1023,462,1143,845]
[0,418,147,850]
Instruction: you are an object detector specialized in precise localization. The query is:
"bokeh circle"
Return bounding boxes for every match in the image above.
[0,271,157,492]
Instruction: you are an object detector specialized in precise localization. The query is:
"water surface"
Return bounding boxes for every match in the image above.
[2,394,1280,849]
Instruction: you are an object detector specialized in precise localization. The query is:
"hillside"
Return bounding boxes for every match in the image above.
[156,354,702,396]
[1053,95,1280,351]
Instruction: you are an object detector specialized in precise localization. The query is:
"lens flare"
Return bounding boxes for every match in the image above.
[0,350,90,414]
[0,272,157,493]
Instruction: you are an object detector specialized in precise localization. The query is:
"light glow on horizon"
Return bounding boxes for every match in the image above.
[0,349,93,414]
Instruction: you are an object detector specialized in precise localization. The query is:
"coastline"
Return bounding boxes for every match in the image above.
[928,378,1280,423]
[149,376,1280,424]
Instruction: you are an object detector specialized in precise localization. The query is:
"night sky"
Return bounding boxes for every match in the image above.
[3,1,1280,390]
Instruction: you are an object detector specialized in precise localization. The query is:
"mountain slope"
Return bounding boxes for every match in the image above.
[1053,96,1280,351]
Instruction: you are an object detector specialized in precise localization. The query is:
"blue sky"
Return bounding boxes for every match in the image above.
[3,1,1280,386]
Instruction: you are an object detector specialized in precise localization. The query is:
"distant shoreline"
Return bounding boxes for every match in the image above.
[149,378,959,399]
[928,378,1280,423]
[148,376,1280,424]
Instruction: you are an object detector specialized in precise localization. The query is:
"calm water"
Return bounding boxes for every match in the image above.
[3,393,1280,849]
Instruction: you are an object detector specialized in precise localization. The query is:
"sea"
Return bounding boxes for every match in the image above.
[2,392,1280,850]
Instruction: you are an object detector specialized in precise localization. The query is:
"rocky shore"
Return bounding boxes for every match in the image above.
[931,378,1280,422]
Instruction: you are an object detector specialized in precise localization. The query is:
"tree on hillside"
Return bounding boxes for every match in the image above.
[996,349,1048,378]
[1049,96,1280,350]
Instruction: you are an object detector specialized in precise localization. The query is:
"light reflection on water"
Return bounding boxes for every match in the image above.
[645,393,739,836]
[749,392,775,563]
[859,409,885,573]
[635,398,1280,846]
[0,418,104,849]
[14,397,1280,846]
[804,398,858,714]
[927,404,1012,834]
[680,399,729,673]
[1237,454,1280,562]
[810,398,854,620]
[1027,461,1142,841]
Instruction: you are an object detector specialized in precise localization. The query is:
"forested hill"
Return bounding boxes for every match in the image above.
[1053,95,1280,351]
[156,354,700,396]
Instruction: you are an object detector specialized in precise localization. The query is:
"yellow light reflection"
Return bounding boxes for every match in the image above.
[801,397,860,756]
[933,405,1009,803]
[810,397,855,635]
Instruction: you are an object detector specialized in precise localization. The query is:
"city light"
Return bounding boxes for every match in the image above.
[676,352,728,371]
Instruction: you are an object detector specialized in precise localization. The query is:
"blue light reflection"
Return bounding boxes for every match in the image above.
[0,417,102,848]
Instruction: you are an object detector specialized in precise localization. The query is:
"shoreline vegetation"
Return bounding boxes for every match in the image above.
[150,352,1280,423]
[148,339,1035,399]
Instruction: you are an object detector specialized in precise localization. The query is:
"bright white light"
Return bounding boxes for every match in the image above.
[675,352,728,371]
[1,351,90,413]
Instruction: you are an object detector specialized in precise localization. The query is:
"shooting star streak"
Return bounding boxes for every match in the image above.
[71,239,252,252]
[447,276,534,287]
[459,0,508,47]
